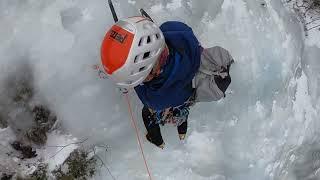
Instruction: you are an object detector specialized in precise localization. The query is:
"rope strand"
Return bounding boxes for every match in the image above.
[124,93,152,180]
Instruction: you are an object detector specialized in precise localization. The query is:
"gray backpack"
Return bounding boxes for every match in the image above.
[192,46,234,102]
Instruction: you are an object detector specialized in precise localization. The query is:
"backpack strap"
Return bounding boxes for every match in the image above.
[198,68,229,78]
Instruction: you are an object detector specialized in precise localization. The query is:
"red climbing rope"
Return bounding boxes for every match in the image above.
[124,93,152,180]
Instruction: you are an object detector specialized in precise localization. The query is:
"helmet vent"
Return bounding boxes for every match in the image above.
[155,33,160,39]
[138,38,143,46]
[139,66,146,72]
[143,52,150,59]
[134,55,139,63]
[147,36,151,44]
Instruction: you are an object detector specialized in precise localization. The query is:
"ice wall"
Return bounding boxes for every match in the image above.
[1,0,319,179]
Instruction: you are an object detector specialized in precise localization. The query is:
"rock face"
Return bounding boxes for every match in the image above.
[0,62,97,179]
[0,63,58,179]
[0,63,57,145]
[0,173,13,180]
[287,0,320,33]
[0,113,8,129]
[0,63,33,135]
[10,141,37,159]
[26,105,57,145]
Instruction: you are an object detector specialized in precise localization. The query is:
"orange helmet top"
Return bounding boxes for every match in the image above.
[101,24,134,74]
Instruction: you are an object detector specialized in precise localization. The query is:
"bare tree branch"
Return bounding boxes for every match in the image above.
[306,17,320,24]
[94,154,116,180]
[286,0,320,33]
[47,138,88,158]
[307,24,320,30]
[88,145,116,180]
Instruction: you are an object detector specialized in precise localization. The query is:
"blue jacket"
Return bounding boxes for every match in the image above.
[135,21,201,111]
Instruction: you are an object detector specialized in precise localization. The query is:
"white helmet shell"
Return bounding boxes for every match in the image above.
[101,16,165,89]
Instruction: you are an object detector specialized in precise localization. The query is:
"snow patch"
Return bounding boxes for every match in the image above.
[166,0,182,10]
[42,131,79,171]
[185,131,221,168]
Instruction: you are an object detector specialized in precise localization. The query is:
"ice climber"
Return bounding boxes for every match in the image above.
[101,16,234,149]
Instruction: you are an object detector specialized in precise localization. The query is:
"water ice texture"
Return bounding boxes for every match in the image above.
[1,0,320,179]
